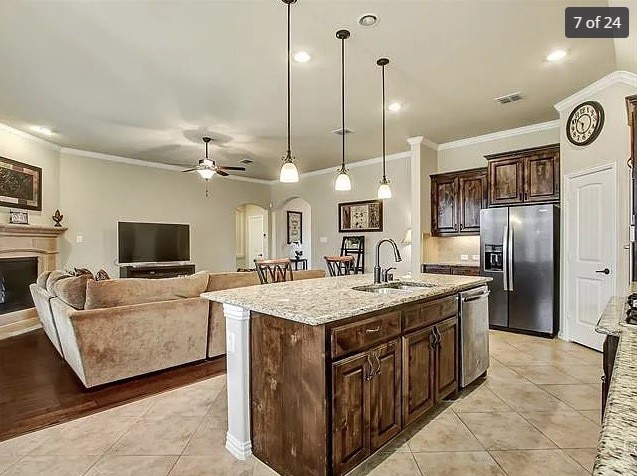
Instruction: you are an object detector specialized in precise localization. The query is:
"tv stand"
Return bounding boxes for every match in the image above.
[119,263,196,279]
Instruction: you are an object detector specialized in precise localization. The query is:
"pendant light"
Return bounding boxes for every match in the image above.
[279,0,300,183]
[334,29,351,191]
[377,58,392,199]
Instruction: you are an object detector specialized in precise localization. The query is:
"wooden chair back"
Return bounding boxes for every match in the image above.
[324,255,355,277]
[254,258,294,284]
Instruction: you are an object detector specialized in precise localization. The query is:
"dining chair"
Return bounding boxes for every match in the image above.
[254,258,294,284]
[324,255,355,277]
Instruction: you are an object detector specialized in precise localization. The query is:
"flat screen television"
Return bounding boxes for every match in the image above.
[118,222,190,264]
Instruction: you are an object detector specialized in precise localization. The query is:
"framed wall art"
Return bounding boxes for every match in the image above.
[9,210,29,225]
[338,199,383,233]
[0,156,42,211]
[287,210,302,244]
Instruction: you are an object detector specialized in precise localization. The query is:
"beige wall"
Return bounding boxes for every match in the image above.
[437,127,560,174]
[0,127,60,227]
[271,156,412,275]
[58,153,271,277]
[559,82,636,298]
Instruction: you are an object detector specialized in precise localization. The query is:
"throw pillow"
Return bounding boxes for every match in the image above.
[53,274,92,310]
[95,269,110,281]
[46,270,73,295]
[36,271,52,289]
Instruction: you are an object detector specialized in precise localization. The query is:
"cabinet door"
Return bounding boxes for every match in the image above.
[402,327,436,426]
[458,172,486,234]
[431,176,458,235]
[332,352,371,475]
[369,339,402,450]
[435,317,459,401]
[488,158,524,206]
[524,151,560,203]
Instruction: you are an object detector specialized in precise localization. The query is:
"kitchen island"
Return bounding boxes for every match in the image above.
[202,273,490,476]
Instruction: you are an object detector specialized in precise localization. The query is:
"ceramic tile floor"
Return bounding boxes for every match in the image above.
[0,330,602,475]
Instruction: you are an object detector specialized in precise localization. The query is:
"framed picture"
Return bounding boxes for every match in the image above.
[339,199,383,233]
[9,210,29,225]
[287,211,302,244]
[0,156,42,211]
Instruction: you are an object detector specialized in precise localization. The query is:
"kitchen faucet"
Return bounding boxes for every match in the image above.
[374,239,402,284]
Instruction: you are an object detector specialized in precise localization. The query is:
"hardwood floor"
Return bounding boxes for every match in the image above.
[0,329,226,442]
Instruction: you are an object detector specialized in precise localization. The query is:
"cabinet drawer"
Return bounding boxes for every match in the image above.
[403,296,458,333]
[422,265,452,274]
[331,312,401,359]
[451,266,480,276]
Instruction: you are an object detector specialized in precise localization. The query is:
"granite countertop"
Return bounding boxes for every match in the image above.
[423,261,480,267]
[594,284,637,475]
[201,273,490,326]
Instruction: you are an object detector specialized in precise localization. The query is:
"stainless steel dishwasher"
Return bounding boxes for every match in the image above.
[459,286,490,388]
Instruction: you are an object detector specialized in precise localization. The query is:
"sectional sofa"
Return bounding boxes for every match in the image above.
[30,268,325,388]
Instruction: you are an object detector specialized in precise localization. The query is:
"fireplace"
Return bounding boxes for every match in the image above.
[0,257,38,315]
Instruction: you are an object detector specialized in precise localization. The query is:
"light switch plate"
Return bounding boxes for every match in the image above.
[319,237,328,243]
[76,235,83,243]
[460,254,469,261]
[472,255,480,261]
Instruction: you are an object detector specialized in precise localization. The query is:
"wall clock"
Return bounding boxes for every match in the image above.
[566,101,604,146]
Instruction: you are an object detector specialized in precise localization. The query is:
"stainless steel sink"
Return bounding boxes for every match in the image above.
[352,281,437,294]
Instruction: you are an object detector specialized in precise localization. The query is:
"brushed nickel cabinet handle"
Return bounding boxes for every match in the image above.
[374,353,382,376]
[365,355,374,381]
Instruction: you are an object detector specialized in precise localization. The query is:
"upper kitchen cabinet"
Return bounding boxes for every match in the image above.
[486,144,560,207]
[431,168,487,236]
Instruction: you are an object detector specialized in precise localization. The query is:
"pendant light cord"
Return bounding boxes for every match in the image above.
[381,63,386,180]
[287,1,291,156]
[341,35,345,170]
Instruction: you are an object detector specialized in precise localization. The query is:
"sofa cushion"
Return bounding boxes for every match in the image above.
[206,271,260,292]
[85,270,209,310]
[46,270,73,295]
[53,274,93,310]
[36,271,52,289]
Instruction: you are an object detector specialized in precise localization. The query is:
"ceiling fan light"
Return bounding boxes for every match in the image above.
[335,168,351,191]
[197,168,215,180]
[377,178,392,199]
[280,158,299,183]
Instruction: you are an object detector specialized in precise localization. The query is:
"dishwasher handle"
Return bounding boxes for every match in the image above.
[461,289,490,302]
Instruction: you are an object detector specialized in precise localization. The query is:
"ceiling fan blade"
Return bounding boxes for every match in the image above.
[217,166,246,171]
[216,170,230,177]
[182,168,199,173]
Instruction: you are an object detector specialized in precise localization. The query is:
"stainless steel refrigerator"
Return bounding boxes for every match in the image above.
[480,204,560,336]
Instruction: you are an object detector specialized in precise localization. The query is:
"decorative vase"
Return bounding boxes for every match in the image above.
[52,209,64,227]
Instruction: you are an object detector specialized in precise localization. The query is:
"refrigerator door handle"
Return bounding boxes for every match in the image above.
[508,225,514,291]
[502,225,509,291]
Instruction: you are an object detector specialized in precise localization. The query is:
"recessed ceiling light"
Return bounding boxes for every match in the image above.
[358,13,380,28]
[293,51,311,63]
[546,49,567,62]
[32,126,54,136]
[388,102,402,112]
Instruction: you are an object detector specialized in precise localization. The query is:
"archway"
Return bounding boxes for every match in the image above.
[272,197,312,269]
[234,203,269,271]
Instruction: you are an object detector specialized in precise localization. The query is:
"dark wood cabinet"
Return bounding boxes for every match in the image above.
[422,264,479,276]
[422,264,452,275]
[369,339,402,450]
[434,317,459,401]
[332,352,370,476]
[402,327,435,426]
[486,144,560,207]
[431,168,487,236]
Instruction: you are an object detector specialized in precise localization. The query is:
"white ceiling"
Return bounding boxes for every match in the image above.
[0,0,625,179]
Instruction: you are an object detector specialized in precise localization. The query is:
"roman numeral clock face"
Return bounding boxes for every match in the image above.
[567,101,604,146]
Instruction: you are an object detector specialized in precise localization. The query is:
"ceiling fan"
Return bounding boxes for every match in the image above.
[182,137,246,180]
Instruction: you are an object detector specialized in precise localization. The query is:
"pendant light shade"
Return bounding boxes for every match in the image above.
[376,57,392,200]
[197,168,215,180]
[198,138,215,180]
[279,0,299,183]
[334,29,351,192]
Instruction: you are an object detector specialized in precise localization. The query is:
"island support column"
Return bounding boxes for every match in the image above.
[222,303,252,460]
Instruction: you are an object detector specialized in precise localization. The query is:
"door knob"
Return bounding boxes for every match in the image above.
[595,268,611,275]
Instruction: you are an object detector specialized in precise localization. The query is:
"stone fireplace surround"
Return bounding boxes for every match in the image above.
[0,223,67,331]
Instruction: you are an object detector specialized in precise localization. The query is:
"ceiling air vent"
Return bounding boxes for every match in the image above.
[494,92,523,105]
[239,159,253,165]
[332,127,353,136]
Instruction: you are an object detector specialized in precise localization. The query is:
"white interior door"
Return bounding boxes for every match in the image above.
[248,215,264,265]
[566,165,616,351]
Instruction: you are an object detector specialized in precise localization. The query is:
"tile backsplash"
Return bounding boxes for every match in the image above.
[422,234,480,263]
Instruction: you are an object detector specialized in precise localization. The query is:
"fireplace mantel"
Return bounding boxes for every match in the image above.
[0,223,67,238]
[0,222,67,333]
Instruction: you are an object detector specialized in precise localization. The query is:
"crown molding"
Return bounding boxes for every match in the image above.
[554,70,637,113]
[59,147,272,185]
[0,122,62,151]
[437,120,559,151]
[298,150,410,180]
